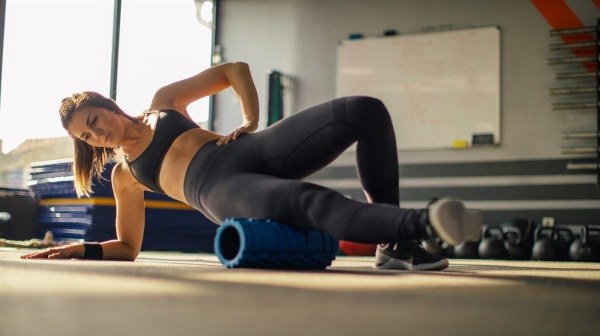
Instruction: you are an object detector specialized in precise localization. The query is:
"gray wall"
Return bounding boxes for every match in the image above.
[213,0,599,226]
[214,0,596,163]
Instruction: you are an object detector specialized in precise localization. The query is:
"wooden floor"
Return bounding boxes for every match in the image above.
[1,248,599,336]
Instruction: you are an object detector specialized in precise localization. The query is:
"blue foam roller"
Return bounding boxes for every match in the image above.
[305,230,324,253]
[214,218,338,269]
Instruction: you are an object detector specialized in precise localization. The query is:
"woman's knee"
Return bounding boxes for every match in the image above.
[346,96,386,111]
[344,96,391,128]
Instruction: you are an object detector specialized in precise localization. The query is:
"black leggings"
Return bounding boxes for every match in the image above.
[183,96,427,244]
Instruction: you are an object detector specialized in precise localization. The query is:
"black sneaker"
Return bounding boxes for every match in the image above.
[374,240,449,271]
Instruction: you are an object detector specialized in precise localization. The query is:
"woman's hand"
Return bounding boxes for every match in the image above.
[217,120,257,146]
[21,244,85,260]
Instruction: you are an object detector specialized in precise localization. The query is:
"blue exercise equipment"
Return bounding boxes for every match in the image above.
[29,160,218,252]
[214,218,338,269]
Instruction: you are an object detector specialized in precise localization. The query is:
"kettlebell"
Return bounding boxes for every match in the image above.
[569,226,600,262]
[454,241,479,259]
[478,226,507,259]
[502,226,529,260]
[0,212,11,238]
[441,241,455,258]
[421,238,444,256]
[531,227,556,261]
[552,227,574,261]
[506,217,535,247]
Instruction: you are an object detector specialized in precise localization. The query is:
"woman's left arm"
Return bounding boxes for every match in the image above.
[150,62,259,144]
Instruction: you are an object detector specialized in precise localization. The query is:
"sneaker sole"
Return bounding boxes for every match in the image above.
[373,258,449,271]
[429,198,483,245]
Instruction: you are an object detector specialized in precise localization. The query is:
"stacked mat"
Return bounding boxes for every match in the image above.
[28,159,218,253]
[28,159,112,198]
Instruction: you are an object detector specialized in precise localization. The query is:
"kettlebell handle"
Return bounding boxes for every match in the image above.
[535,226,554,241]
[580,225,589,244]
[484,226,504,239]
[502,226,522,245]
[552,227,574,242]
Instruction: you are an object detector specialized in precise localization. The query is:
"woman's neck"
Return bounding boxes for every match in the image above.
[119,118,148,158]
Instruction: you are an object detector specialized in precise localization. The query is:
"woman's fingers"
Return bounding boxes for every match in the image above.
[21,249,52,259]
[217,121,257,146]
[217,132,232,145]
[21,246,76,259]
[48,249,65,259]
[218,128,244,146]
[216,134,228,146]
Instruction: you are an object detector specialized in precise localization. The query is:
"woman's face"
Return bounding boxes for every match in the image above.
[67,107,124,148]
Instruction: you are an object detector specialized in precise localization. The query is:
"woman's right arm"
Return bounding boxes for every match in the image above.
[21,161,145,261]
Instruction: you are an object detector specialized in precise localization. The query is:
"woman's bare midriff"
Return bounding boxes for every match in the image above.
[156,128,221,203]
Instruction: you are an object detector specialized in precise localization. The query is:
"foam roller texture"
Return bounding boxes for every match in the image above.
[214,218,339,269]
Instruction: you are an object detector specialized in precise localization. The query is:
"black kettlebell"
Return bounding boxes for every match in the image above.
[506,217,535,247]
[454,241,479,258]
[421,238,444,255]
[502,226,529,260]
[531,227,556,261]
[0,212,11,238]
[569,226,600,262]
[552,227,574,261]
[441,241,455,258]
[478,226,507,259]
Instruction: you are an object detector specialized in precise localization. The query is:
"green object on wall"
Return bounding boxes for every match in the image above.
[268,70,284,126]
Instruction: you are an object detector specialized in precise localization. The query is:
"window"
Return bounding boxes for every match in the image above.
[0,0,113,153]
[116,0,212,126]
[0,0,214,188]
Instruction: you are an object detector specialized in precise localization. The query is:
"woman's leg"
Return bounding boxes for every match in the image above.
[199,172,426,244]
[199,169,481,247]
[185,96,481,253]
[255,96,445,267]
[255,96,399,205]
[186,96,422,242]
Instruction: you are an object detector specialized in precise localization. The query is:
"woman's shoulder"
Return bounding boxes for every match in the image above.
[111,160,150,198]
[112,160,136,185]
[111,159,130,180]
[144,106,193,121]
[148,94,188,117]
[111,159,149,191]
[134,110,164,127]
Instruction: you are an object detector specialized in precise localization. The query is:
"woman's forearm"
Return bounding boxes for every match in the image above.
[227,62,259,128]
[100,239,139,261]
[20,239,139,260]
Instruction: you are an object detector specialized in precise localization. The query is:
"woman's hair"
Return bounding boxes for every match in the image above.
[58,91,137,197]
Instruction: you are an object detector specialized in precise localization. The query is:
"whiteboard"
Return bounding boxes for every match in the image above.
[337,26,501,150]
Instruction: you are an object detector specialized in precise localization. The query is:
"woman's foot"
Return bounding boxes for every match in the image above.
[428,198,483,245]
[373,240,449,271]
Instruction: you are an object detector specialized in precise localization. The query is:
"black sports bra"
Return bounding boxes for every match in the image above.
[125,110,200,193]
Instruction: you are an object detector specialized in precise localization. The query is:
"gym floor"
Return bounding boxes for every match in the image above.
[1,248,599,336]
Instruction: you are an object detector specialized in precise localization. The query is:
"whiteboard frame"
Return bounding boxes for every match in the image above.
[336,26,501,151]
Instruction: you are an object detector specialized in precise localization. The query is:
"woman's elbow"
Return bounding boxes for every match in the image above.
[127,247,141,261]
[120,241,141,261]
[228,61,248,68]
[151,86,175,107]
[125,255,138,262]
[228,62,250,75]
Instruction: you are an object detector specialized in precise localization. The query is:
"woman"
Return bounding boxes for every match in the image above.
[21,62,482,270]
